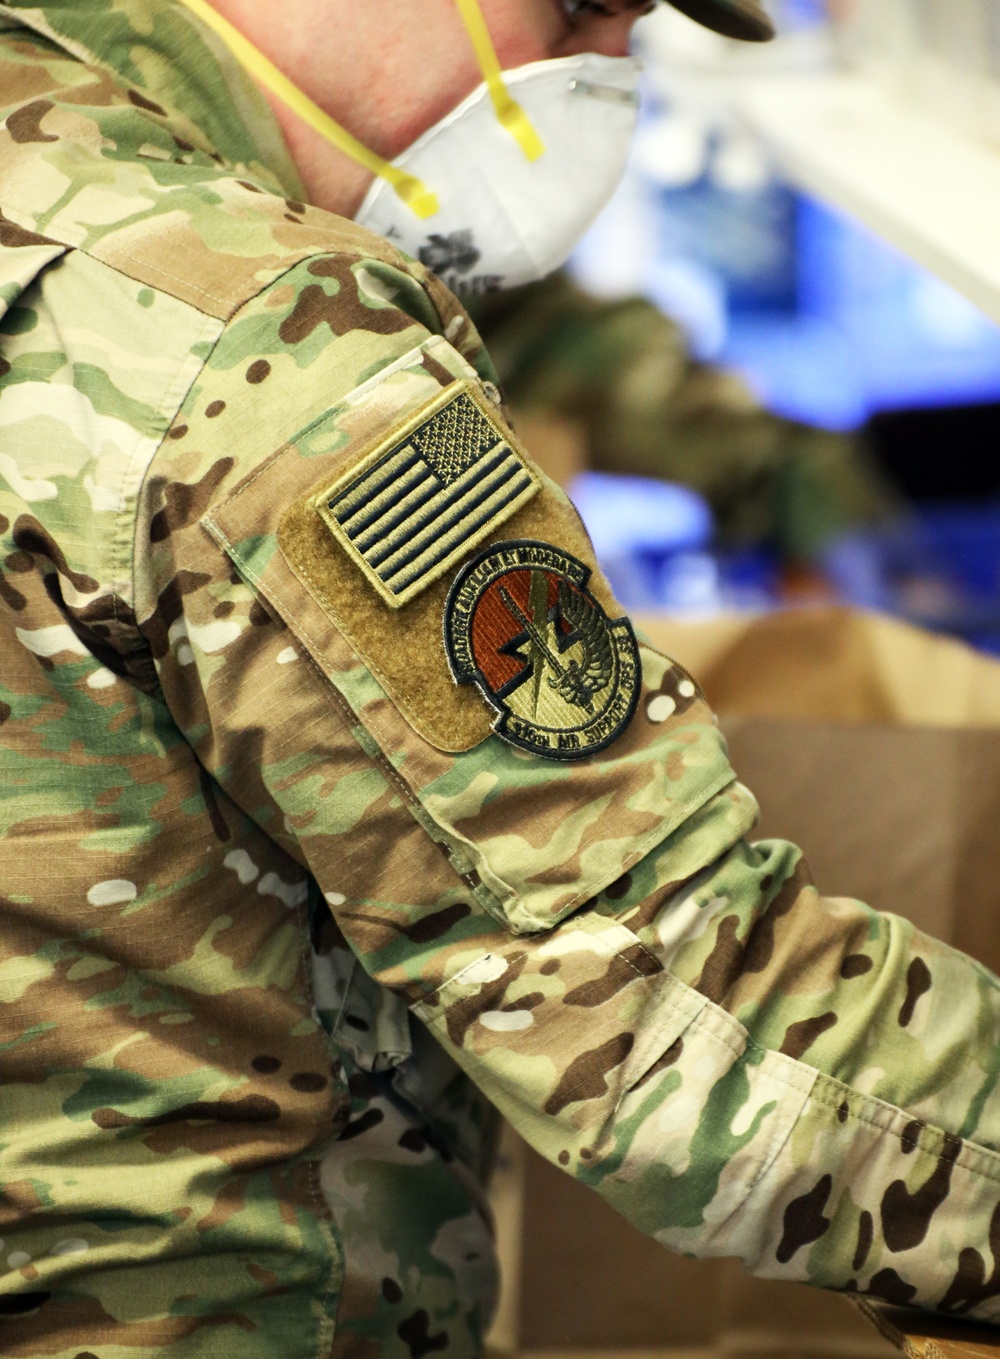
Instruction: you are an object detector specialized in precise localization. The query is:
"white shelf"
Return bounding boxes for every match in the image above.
[729,72,1000,325]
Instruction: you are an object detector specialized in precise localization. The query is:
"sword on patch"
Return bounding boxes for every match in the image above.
[499,578,591,714]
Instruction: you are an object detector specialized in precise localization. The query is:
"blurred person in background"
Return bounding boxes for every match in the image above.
[472,269,899,565]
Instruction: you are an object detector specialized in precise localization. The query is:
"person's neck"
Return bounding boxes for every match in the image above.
[257,88,375,217]
[200,0,381,215]
[198,0,489,218]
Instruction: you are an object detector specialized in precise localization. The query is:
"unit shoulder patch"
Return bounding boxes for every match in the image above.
[314,382,540,609]
[445,541,641,760]
[220,339,637,755]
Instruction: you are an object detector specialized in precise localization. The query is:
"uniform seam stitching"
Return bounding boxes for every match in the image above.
[509,762,739,931]
[286,619,425,821]
[198,337,449,507]
[416,972,707,1114]
[205,516,452,874]
[419,938,695,1020]
[290,890,342,1359]
[203,336,486,757]
[204,374,735,931]
[0,192,431,322]
[121,309,222,632]
[656,1009,800,1211]
[423,942,1000,1197]
[691,984,1000,1186]
[662,1008,1000,1208]
[740,1061,817,1201]
[211,532,398,758]
[273,549,454,758]
[802,1071,1000,1183]
[0,193,232,308]
[202,522,504,907]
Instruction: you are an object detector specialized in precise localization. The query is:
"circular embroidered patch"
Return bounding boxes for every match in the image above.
[445,540,641,760]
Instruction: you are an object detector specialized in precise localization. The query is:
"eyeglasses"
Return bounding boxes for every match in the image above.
[560,0,659,21]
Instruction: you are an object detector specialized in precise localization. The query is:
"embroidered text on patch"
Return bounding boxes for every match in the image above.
[445,540,641,760]
[315,382,539,608]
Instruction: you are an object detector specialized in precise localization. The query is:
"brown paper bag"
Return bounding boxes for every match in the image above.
[499,608,1000,1359]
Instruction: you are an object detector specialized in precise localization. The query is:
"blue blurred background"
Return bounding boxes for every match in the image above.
[567,13,1000,652]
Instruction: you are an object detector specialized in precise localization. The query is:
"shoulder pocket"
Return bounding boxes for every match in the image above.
[204,337,737,936]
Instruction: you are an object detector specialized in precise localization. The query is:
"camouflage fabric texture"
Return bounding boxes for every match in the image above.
[2,3,1000,1358]
[471,273,898,563]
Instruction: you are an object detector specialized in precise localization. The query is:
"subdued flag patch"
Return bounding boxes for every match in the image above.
[315,382,539,608]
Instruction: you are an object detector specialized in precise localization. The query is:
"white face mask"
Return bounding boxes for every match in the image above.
[355,53,641,296]
[175,0,642,294]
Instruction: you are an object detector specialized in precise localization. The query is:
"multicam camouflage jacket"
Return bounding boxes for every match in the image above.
[2,4,1000,1359]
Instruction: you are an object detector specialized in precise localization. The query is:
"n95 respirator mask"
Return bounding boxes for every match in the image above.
[354,53,641,295]
[174,0,642,294]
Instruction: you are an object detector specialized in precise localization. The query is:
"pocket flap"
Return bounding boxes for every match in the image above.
[204,337,737,936]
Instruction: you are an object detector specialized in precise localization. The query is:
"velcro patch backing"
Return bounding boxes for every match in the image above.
[280,456,609,753]
[207,336,621,753]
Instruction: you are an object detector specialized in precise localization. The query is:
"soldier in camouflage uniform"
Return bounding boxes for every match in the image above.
[471,271,897,561]
[2,3,1000,1359]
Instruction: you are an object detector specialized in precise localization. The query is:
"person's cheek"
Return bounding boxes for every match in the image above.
[555,12,640,57]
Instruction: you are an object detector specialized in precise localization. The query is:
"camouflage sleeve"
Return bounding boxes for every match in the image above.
[138,250,1000,1324]
[471,272,898,562]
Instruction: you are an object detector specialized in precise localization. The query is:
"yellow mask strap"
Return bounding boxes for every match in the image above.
[452,0,545,162]
[173,0,544,215]
[174,0,440,218]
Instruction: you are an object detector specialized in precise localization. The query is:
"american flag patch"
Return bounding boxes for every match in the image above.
[316,383,540,608]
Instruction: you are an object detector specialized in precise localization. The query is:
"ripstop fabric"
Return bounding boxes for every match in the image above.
[3,6,1000,1359]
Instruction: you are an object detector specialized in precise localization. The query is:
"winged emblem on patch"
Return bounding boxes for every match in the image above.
[494,574,614,716]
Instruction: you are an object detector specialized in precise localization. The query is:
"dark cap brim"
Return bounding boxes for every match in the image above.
[667,0,776,42]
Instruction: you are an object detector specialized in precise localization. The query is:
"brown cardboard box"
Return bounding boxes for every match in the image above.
[489,608,1000,1359]
[652,608,1000,975]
